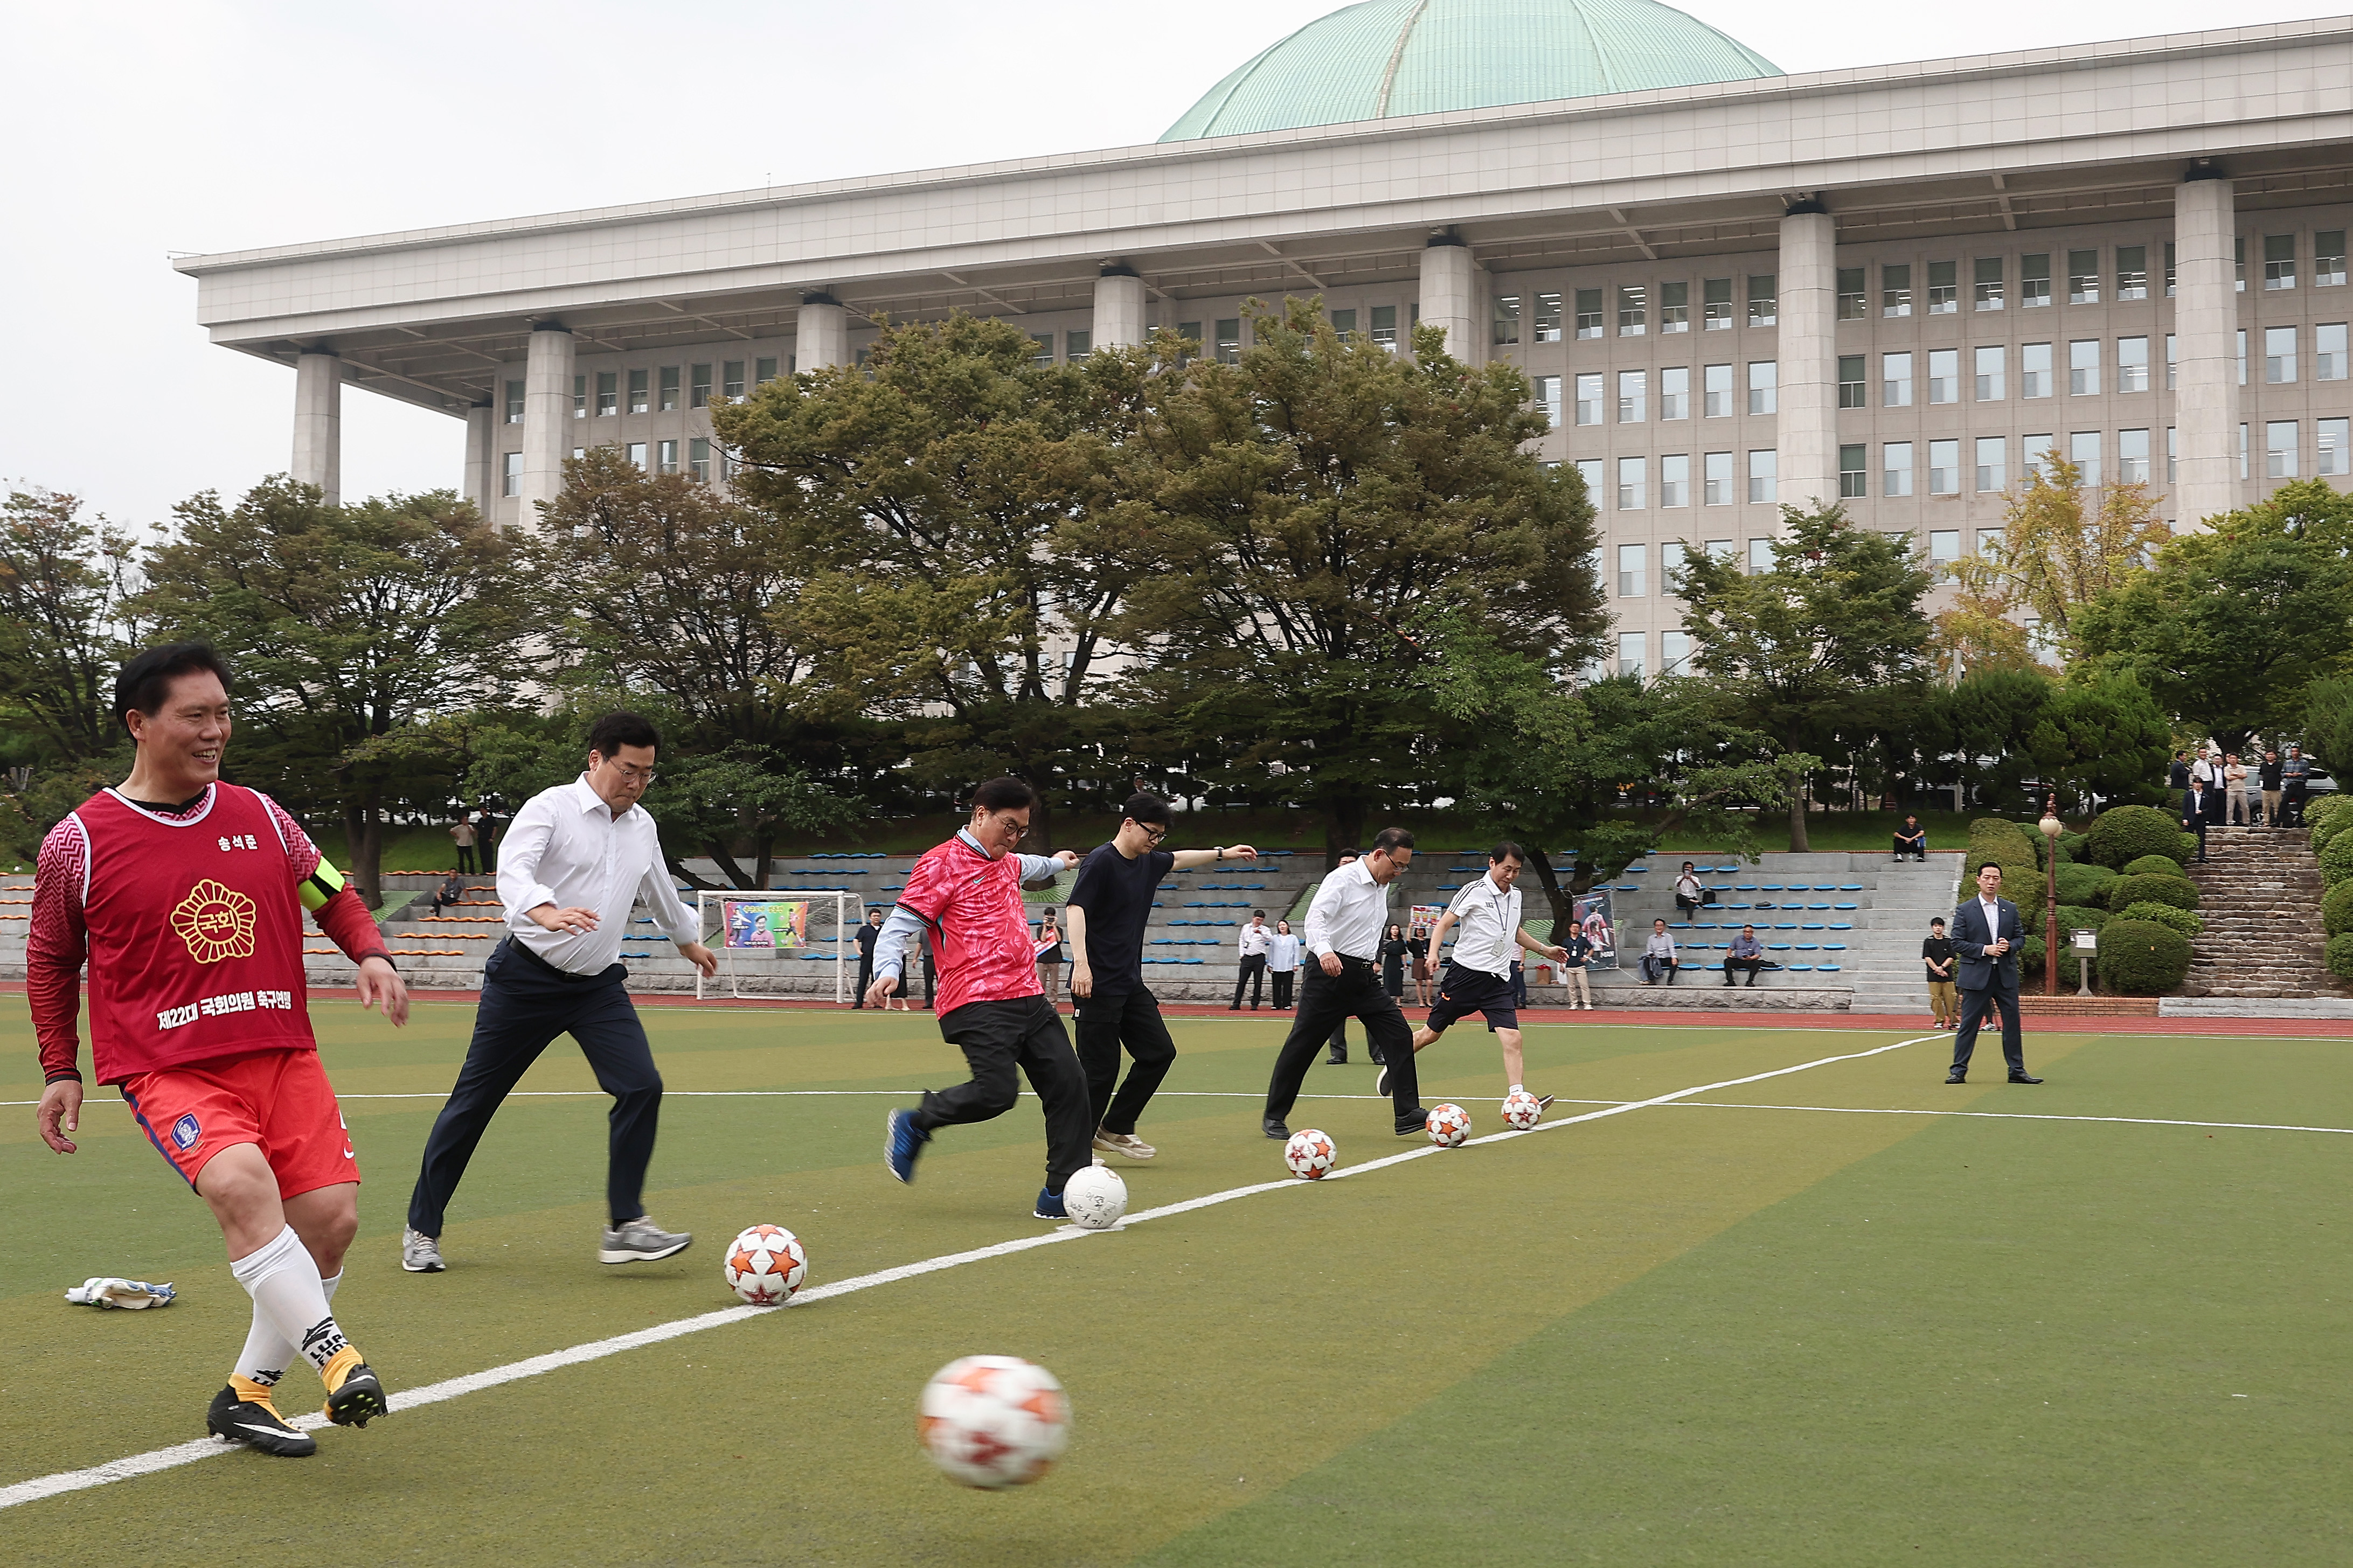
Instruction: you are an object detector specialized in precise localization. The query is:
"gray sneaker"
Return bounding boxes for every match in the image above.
[400,1228,445,1273]
[600,1216,692,1265]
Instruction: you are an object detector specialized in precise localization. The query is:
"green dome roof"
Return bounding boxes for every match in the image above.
[1160,0,1781,142]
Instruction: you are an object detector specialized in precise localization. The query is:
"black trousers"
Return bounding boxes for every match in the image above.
[917,994,1094,1192]
[409,938,664,1234]
[1075,985,1178,1135]
[853,951,874,1006]
[1723,956,1763,986]
[1271,968,1295,1009]
[2184,815,2208,861]
[1266,958,1418,1128]
[1951,982,2026,1077]
[1232,953,1266,1008]
[456,845,477,874]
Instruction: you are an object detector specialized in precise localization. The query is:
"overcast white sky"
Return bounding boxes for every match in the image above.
[1,0,2339,528]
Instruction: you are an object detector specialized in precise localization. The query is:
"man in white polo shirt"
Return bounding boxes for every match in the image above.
[1391,841,1567,1103]
[402,712,719,1273]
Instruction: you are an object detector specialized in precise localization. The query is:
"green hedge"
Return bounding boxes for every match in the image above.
[2115,901,2202,938]
[2098,919,2193,994]
[2324,878,2353,936]
[2016,933,2048,980]
[2329,932,2353,982]
[2107,873,2199,912]
[2086,805,2190,869]
[2053,861,2118,905]
[2058,830,2089,861]
[2319,832,2353,888]
[1961,818,2047,910]
[2122,854,2187,879]
[2054,903,2111,935]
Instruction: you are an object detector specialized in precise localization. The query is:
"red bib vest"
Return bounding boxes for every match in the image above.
[74,784,317,1083]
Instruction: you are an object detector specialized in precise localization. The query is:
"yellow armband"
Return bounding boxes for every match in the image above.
[300,858,347,912]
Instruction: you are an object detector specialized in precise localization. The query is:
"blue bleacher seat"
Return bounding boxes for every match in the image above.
[1669,922,1692,930]
[1616,884,1638,891]
[1824,943,1847,951]
[1808,903,1831,910]
[1795,943,1818,951]
[1788,963,1813,972]
[1829,922,1852,930]
[1703,962,1724,970]
[1840,884,1864,891]
[1817,963,1841,972]
[1834,902,1859,910]
[1725,902,1752,910]
[1767,943,1792,951]
[1183,958,1205,965]
[1437,883,1462,891]
[1736,884,1757,891]
[1774,922,1797,930]
[1760,884,1783,891]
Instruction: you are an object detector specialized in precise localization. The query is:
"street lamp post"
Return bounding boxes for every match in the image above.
[2038,794,2063,998]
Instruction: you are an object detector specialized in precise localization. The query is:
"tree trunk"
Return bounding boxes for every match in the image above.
[1787,778,1812,853]
[1324,795,1367,867]
[754,836,775,893]
[1525,845,1573,930]
[342,796,386,910]
[699,837,759,889]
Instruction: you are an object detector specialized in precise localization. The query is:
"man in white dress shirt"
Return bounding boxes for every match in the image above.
[1232,910,1273,1009]
[1261,827,1427,1141]
[403,714,719,1272]
[1390,842,1567,1101]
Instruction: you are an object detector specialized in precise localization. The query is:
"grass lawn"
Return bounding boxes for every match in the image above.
[3,994,2345,1564]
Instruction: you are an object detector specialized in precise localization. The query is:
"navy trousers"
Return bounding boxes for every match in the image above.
[1951,981,2026,1077]
[408,938,665,1234]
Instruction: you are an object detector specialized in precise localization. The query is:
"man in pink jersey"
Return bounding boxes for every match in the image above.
[29,643,408,1458]
[867,776,1090,1219]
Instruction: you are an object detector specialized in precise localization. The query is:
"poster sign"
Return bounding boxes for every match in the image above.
[1574,889,1618,970]
[725,900,809,949]
[1409,903,1445,934]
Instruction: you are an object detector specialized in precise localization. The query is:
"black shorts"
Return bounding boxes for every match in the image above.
[1426,961,1518,1033]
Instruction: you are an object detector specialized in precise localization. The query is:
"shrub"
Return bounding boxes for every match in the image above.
[2324,877,2353,936]
[2013,933,2048,980]
[2054,861,2118,905]
[2320,831,2353,888]
[2107,873,2200,912]
[2115,901,2202,938]
[2121,854,2185,879]
[2329,932,2353,982]
[1962,818,2046,909]
[2097,919,2193,994]
[2312,796,2353,854]
[2058,830,2089,861]
[2180,832,2202,862]
[2054,903,2111,935]
[2086,805,2190,869]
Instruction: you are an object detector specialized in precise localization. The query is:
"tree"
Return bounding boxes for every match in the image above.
[2209,477,2353,556]
[712,313,1140,849]
[1933,456,2168,672]
[1920,666,2170,813]
[1110,298,1607,860]
[2072,526,2353,755]
[1671,502,1935,849]
[0,485,146,765]
[140,479,533,907]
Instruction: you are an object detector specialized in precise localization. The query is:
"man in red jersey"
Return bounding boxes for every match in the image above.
[29,644,408,1458]
[868,776,1090,1219]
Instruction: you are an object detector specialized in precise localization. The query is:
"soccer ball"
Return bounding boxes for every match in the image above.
[723,1224,807,1306]
[1501,1089,1544,1131]
[1426,1103,1472,1147]
[919,1355,1070,1488]
[1062,1165,1128,1230]
[1283,1128,1336,1180]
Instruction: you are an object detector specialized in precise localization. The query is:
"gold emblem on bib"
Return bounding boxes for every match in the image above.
[171,879,258,964]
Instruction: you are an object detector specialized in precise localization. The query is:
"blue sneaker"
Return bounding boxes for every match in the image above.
[885,1109,929,1183]
[1032,1187,1067,1221]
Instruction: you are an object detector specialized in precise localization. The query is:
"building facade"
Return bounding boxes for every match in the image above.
[177,3,2353,674]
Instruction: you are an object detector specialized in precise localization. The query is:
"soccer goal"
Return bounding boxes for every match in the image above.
[697,889,863,1003]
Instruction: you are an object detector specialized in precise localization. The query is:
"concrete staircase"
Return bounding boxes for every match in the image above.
[2180,826,2344,1000]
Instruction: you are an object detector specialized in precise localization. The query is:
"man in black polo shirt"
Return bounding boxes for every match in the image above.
[852,907,883,1008]
[1065,793,1257,1161]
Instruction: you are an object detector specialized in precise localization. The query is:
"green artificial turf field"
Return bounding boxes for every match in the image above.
[4,994,2350,1565]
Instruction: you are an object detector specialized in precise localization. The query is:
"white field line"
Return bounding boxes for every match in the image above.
[0,1030,1930,1513]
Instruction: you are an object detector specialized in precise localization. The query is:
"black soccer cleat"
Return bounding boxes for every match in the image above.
[207,1383,317,1458]
[322,1362,390,1428]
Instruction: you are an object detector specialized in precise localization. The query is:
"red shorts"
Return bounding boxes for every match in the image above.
[119,1048,360,1199]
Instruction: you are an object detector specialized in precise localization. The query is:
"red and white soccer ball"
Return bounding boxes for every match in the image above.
[723,1224,808,1306]
[1426,1103,1473,1147]
[1062,1164,1128,1230]
[919,1355,1070,1489]
[1501,1089,1544,1131]
[1283,1128,1337,1180]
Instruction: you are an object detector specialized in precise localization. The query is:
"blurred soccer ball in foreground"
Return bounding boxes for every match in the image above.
[919,1355,1070,1488]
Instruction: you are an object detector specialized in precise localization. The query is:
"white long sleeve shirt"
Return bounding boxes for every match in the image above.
[1237,920,1272,958]
[1303,860,1390,961]
[498,776,699,975]
[1267,932,1302,971]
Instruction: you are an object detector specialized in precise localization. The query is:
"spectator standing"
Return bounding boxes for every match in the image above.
[1893,816,1927,862]
[1640,919,1679,985]
[890,928,921,1011]
[2283,745,2312,827]
[1922,917,1958,1029]
[853,907,883,1007]
[476,812,499,875]
[1723,924,1765,987]
[2261,749,2284,826]
[1557,924,1593,1009]
[450,814,478,875]
[1035,909,1066,1004]
[2192,748,2226,828]
[2167,750,2190,793]
[1380,922,1408,998]
[1408,922,1434,1007]
[2182,776,2210,862]
[1509,956,1528,1009]
[1672,862,1705,916]
[2236,752,2261,826]
[1268,919,1301,1013]
[1231,910,1272,1011]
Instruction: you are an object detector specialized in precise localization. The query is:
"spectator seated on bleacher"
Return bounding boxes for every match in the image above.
[1892,815,1928,862]
[429,870,466,916]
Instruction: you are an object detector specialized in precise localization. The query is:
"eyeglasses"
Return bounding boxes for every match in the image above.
[608,762,660,785]
[1131,823,1168,843]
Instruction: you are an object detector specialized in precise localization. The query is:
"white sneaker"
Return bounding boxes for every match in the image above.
[401,1227,445,1273]
[1092,1130,1157,1161]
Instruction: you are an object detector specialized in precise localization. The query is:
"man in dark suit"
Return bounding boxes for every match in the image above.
[1947,862,2042,1085]
[2182,780,2210,862]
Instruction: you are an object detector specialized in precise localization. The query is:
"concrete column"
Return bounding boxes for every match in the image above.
[518,324,574,526]
[1776,204,1838,518]
[797,293,849,371]
[1417,237,1478,365]
[291,351,341,506]
[462,402,494,510]
[1092,267,1147,350]
[2173,171,2240,528]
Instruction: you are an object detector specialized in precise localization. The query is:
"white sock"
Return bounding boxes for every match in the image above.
[233,1267,339,1388]
[229,1225,351,1378]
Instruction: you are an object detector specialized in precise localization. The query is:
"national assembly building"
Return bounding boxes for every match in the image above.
[175,0,2353,678]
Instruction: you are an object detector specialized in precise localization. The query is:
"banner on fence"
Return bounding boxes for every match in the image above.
[724,900,809,950]
[1574,889,1618,969]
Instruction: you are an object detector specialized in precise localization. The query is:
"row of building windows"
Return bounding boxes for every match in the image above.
[501,362,792,424]
[498,437,733,494]
[1568,418,2353,514]
[1504,232,2352,346]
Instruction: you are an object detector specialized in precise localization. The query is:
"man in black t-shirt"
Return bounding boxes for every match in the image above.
[1921,918,1958,1030]
[1065,793,1257,1161]
[852,907,883,1008]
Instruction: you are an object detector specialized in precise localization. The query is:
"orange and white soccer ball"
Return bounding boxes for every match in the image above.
[1501,1089,1544,1131]
[1426,1103,1473,1147]
[919,1355,1070,1488]
[723,1224,807,1306]
[1283,1128,1337,1179]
